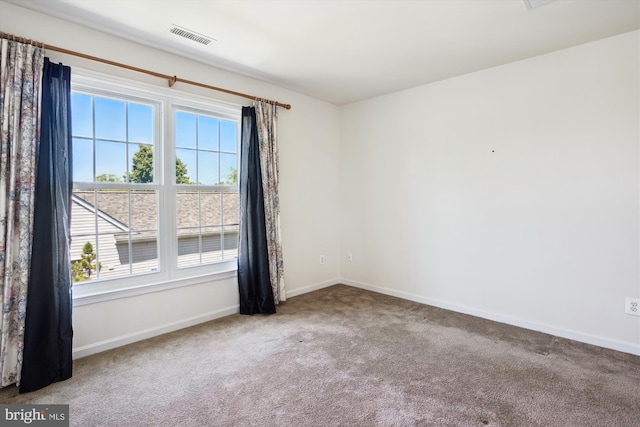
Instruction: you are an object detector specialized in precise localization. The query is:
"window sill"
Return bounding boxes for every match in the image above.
[72,268,237,307]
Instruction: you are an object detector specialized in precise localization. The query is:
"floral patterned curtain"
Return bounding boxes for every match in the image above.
[0,38,44,387]
[255,101,285,304]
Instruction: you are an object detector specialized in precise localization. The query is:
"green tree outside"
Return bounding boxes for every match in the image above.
[223,167,237,185]
[129,145,154,183]
[71,242,101,282]
[96,173,122,183]
[128,145,192,184]
[175,157,191,184]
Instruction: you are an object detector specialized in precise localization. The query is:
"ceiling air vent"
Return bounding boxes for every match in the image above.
[169,25,215,45]
[522,0,557,10]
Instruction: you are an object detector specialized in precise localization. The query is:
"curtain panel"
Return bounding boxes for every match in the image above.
[255,101,285,304]
[238,107,276,314]
[20,58,73,393]
[0,39,45,387]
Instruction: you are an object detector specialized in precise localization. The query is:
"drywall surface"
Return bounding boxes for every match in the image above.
[340,30,640,354]
[0,1,342,355]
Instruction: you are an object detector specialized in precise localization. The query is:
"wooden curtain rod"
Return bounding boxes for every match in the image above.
[0,32,292,110]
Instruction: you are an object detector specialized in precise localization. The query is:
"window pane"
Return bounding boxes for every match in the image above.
[220,120,237,153]
[176,111,196,148]
[99,232,127,279]
[95,190,129,233]
[131,236,158,274]
[95,174,123,183]
[198,115,218,151]
[201,226,223,263]
[71,93,93,138]
[95,97,126,141]
[220,153,237,185]
[130,190,159,274]
[222,226,239,259]
[176,190,200,228]
[198,151,218,185]
[130,190,157,231]
[128,144,154,184]
[70,189,98,282]
[128,103,153,144]
[201,191,222,226]
[177,229,201,267]
[176,149,196,184]
[70,235,99,282]
[73,138,93,182]
[222,191,239,260]
[222,192,239,226]
[96,141,127,182]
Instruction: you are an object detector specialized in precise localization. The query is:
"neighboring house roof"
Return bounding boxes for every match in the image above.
[70,189,240,278]
[73,190,239,235]
[71,194,130,231]
[73,191,157,231]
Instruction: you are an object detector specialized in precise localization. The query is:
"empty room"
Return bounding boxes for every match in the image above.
[0,0,638,426]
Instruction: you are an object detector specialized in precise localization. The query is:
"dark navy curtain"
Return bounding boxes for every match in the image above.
[20,58,73,393]
[237,107,275,314]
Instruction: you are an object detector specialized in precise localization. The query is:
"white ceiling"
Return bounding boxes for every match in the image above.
[6,0,640,105]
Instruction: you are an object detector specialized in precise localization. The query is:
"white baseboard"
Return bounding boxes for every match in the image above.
[341,279,640,357]
[72,305,238,359]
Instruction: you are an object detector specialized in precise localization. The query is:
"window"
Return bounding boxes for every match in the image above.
[70,73,240,296]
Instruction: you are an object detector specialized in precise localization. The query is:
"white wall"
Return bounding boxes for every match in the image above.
[0,1,342,357]
[341,30,640,354]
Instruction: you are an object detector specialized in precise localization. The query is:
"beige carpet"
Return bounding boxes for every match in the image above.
[1,284,639,426]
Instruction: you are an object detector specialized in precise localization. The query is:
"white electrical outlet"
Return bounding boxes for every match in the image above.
[347,252,353,262]
[625,297,640,316]
[319,255,325,265]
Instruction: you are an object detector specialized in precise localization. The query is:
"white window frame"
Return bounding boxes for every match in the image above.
[71,69,241,306]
